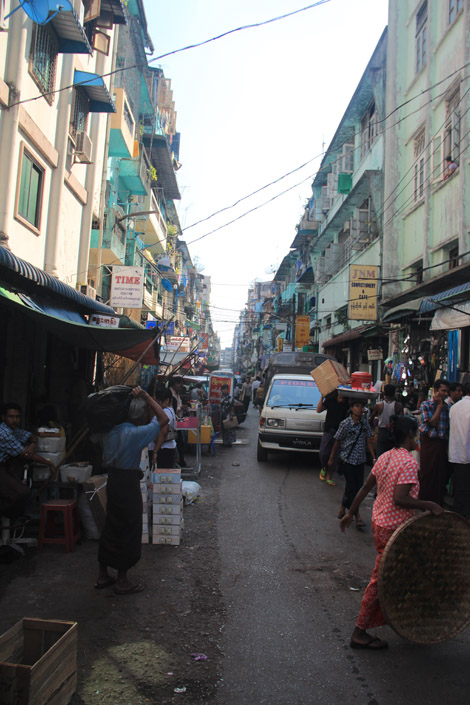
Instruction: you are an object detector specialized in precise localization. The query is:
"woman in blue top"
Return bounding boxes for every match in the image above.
[96,387,168,594]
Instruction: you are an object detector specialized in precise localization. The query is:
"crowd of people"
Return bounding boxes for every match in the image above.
[315,378,470,650]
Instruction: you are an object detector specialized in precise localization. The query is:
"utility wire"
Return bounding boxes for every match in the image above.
[7,1,332,109]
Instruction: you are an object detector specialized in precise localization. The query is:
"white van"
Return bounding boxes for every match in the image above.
[257,374,326,461]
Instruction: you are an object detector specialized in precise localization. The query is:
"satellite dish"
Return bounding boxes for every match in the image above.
[5,0,70,26]
[161,278,173,292]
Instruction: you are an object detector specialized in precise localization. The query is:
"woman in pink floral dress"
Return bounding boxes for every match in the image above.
[340,415,443,650]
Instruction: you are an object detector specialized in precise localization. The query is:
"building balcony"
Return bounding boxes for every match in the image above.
[117,147,150,196]
[109,88,135,158]
[142,190,167,255]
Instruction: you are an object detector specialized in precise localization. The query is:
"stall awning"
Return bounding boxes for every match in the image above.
[322,325,368,349]
[0,245,114,315]
[73,70,116,113]
[0,286,159,361]
[100,0,128,24]
[430,302,470,331]
[420,282,470,314]
[382,297,426,322]
[49,7,92,54]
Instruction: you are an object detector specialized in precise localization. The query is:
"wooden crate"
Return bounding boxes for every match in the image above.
[0,618,77,705]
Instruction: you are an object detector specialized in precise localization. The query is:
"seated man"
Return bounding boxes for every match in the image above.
[0,402,56,519]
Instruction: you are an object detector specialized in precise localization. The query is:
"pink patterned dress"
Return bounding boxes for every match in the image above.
[356,448,419,630]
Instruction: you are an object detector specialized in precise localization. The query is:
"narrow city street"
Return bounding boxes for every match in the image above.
[1,408,470,705]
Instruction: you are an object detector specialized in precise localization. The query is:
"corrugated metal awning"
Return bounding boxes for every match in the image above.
[420,282,470,314]
[0,245,115,315]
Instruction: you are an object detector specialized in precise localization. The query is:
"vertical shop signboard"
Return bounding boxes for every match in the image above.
[209,375,233,403]
[199,333,209,351]
[348,264,378,321]
[295,315,310,349]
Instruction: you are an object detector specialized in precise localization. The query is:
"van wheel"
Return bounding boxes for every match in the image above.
[257,441,268,462]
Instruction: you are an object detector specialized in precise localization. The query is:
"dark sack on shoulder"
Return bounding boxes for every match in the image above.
[85,385,133,432]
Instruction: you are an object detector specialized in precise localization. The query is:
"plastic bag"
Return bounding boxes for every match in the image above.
[182,481,201,504]
[85,385,133,432]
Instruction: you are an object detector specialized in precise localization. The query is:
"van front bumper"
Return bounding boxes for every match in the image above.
[258,431,322,452]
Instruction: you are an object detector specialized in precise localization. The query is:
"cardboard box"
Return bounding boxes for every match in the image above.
[151,471,181,484]
[311,360,350,397]
[152,493,182,505]
[152,514,182,526]
[82,475,108,534]
[152,535,181,545]
[0,618,77,705]
[152,501,183,515]
[152,523,183,537]
[153,483,182,495]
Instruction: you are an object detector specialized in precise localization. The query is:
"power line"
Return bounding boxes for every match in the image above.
[7,1,332,109]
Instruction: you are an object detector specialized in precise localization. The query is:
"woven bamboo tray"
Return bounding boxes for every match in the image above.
[378,511,470,644]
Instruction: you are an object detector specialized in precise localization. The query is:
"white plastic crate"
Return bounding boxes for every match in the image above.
[60,463,92,483]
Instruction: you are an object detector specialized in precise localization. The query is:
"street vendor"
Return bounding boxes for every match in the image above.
[340,415,443,650]
[96,387,168,594]
[0,402,56,519]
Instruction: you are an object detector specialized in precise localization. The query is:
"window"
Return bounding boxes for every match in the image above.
[16,146,44,232]
[29,24,58,104]
[415,261,424,284]
[449,0,463,24]
[413,129,425,202]
[69,88,90,141]
[448,245,459,269]
[360,101,379,159]
[444,87,460,162]
[416,2,427,74]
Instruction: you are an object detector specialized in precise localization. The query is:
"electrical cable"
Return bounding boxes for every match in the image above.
[7,1,333,109]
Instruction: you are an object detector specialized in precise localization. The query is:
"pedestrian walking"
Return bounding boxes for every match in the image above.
[418,378,450,505]
[449,383,470,517]
[153,387,177,469]
[241,376,253,414]
[369,384,403,457]
[340,415,443,649]
[251,376,261,407]
[317,391,348,485]
[96,387,168,594]
[328,400,376,527]
[221,384,236,447]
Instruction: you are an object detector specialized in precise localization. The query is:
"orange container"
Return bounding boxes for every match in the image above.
[351,371,373,391]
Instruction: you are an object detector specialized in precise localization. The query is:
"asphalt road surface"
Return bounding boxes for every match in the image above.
[216,406,470,705]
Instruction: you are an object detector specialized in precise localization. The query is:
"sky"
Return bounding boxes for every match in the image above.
[145,0,389,348]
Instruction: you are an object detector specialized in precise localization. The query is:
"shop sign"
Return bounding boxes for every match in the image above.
[348,264,378,321]
[277,337,284,352]
[199,333,209,351]
[295,315,310,348]
[89,314,120,328]
[165,336,191,352]
[276,321,287,331]
[209,375,233,403]
[367,349,383,361]
[110,266,144,308]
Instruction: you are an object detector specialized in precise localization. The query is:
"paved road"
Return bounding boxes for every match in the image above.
[216,407,470,705]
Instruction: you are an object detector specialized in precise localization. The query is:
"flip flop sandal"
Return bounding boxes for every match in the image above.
[113,583,144,595]
[94,577,117,590]
[337,510,346,519]
[350,637,388,650]
[327,479,336,486]
[355,519,367,529]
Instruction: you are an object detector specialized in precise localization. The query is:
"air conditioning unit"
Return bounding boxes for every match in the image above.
[74,131,93,164]
[77,284,97,300]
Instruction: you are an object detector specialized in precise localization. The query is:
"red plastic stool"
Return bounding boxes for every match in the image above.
[38,499,81,552]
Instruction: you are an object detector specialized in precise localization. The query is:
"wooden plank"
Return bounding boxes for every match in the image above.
[29,624,77,705]
[0,619,24,663]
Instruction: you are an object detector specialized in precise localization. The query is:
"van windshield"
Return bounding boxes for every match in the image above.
[267,379,321,407]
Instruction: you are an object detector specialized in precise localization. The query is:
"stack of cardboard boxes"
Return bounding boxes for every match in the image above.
[151,469,183,545]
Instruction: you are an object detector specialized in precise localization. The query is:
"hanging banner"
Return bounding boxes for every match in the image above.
[164,336,191,352]
[209,375,233,403]
[295,315,310,348]
[110,266,144,308]
[199,333,209,351]
[348,264,378,321]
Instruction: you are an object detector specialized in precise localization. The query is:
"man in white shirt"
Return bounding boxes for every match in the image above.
[449,383,470,517]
